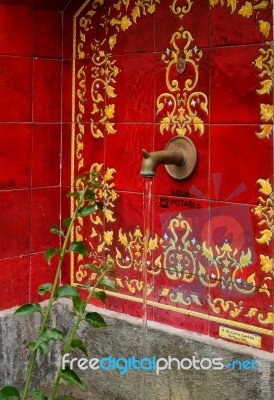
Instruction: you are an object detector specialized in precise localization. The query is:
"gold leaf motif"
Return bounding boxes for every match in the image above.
[257,178,272,195]
[119,229,128,246]
[120,15,132,31]
[108,34,117,50]
[257,81,273,95]
[105,209,116,222]
[256,124,272,138]
[258,20,271,37]
[106,123,117,135]
[260,103,273,120]
[105,85,117,98]
[260,255,273,273]
[238,1,253,18]
[239,249,252,267]
[259,283,271,297]
[159,288,170,297]
[131,6,140,23]
[258,312,273,325]
[245,307,258,318]
[256,229,272,245]
[202,242,214,261]
[149,236,158,250]
[104,231,113,245]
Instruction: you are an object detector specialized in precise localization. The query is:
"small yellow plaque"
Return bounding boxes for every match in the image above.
[219,326,262,349]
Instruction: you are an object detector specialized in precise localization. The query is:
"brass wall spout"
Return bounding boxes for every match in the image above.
[140,136,198,180]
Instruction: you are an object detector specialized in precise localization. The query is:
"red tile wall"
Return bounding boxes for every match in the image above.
[0,3,62,310]
[64,1,273,352]
[0,0,272,354]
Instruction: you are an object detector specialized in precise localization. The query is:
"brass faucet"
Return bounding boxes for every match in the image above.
[140,136,198,180]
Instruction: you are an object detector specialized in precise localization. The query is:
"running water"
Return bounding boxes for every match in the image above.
[141,177,153,400]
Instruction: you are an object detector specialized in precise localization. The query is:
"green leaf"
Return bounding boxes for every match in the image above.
[35,328,64,349]
[71,338,88,356]
[14,303,42,317]
[56,285,80,299]
[60,368,84,389]
[50,224,65,237]
[78,205,96,217]
[62,218,72,229]
[69,241,88,255]
[95,291,107,302]
[66,191,80,198]
[85,312,107,328]
[85,189,95,201]
[72,297,85,314]
[44,248,60,265]
[38,283,53,296]
[31,388,48,400]
[100,279,117,292]
[95,201,104,211]
[84,264,99,273]
[0,386,20,399]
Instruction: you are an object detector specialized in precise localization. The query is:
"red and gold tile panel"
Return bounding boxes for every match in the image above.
[68,0,274,352]
[210,0,273,47]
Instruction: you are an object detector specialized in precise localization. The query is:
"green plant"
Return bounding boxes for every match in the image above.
[0,170,117,400]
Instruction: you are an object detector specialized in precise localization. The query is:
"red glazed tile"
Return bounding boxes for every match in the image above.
[0,5,33,57]
[106,0,154,55]
[33,59,62,122]
[31,187,61,253]
[0,56,32,122]
[62,60,73,122]
[210,45,272,124]
[32,124,61,187]
[34,9,62,59]
[152,306,209,335]
[155,0,209,52]
[30,252,58,302]
[0,190,30,259]
[210,125,273,204]
[0,256,30,311]
[211,1,273,46]
[0,123,32,189]
[105,123,153,193]
[61,123,73,187]
[111,53,154,123]
[0,0,69,10]
[104,294,144,319]
[152,126,209,198]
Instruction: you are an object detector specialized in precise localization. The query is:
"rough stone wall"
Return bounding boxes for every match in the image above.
[0,302,273,400]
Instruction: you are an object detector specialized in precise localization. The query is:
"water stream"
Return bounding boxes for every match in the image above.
[141,177,153,400]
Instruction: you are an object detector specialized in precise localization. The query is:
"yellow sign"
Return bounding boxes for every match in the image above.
[219,326,262,348]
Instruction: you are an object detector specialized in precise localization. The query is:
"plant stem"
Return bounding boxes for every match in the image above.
[50,266,110,400]
[21,188,87,400]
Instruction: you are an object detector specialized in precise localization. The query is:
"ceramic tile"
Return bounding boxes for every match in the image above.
[106,0,154,55]
[152,306,209,335]
[210,125,273,204]
[30,252,58,302]
[0,123,32,189]
[0,0,69,10]
[62,60,73,123]
[152,125,209,198]
[210,44,273,124]
[210,0,273,46]
[105,123,153,193]
[155,0,209,52]
[0,256,30,311]
[0,5,33,57]
[33,59,62,122]
[34,9,62,59]
[31,187,61,253]
[0,56,32,122]
[32,124,61,187]
[0,190,30,259]
[110,53,154,123]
